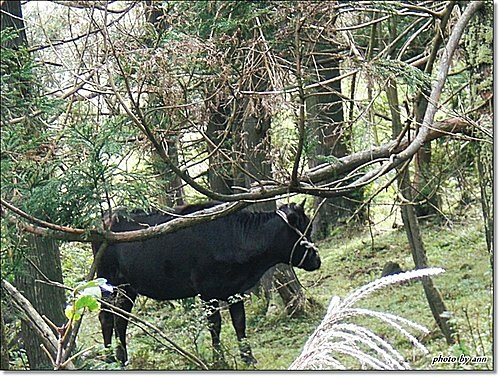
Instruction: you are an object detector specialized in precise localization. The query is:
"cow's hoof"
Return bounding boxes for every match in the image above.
[102,346,118,364]
[104,354,116,363]
[241,352,257,366]
[239,341,257,366]
[115,345,128,367]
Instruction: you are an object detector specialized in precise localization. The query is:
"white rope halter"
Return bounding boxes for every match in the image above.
[275,209,319,268]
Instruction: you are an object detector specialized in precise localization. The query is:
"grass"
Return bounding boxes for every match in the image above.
[64,203,492,370]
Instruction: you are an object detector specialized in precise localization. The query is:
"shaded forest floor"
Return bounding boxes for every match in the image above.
[67,203,492,371]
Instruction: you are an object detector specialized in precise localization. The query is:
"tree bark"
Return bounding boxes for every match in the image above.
[0,311,8,370]
[206,101,234,195]
[462,1,493,269]
[243,77,309,316]
[411,1,456,218]
[1,280,76,370]
[0,0,27,49]
[15,236,67,369]
[476,145,493,269]
[399,199,456,344]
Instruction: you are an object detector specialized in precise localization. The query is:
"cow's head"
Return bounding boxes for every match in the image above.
[276,200,321,271]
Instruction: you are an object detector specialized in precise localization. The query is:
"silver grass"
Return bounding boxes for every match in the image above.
[289,267,445,370]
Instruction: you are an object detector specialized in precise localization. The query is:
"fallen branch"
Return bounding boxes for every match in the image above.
[1,279,76,370]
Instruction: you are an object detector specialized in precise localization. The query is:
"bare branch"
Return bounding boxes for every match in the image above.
[395,1,483,164]
[1,200,249,243]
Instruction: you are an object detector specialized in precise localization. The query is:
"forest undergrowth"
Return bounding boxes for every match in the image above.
[54,201,493,371]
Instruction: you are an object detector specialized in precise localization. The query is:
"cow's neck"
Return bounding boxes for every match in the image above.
[236,213,293,266]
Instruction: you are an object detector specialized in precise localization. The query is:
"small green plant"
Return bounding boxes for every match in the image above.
[64,278,111,321]
[45,278,112,370]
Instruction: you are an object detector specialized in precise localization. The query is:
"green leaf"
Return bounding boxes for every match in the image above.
[75,280,97,291]
[64,305,74,320]
[64,305,82,321]
[75,279,106,296]
[75,295,100,312]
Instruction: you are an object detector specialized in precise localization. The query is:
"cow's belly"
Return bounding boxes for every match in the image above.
[193,262,269,301]
[136,278,197,301]
[116,245,199,300]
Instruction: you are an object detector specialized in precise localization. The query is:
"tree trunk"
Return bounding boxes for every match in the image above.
[399,201,456,344]
[15,236,67,369]
[306,49,364,240]
[0,0,27,49]
[145,1,184,207]
[241,104,272,189]
[387,79,456,345]
[411,2,455,218]
[272,264,321,317]
[241,97,297,312]
[476,144,493,269]
[2,1,67,369]
[240,67,309,316]
[462,1,493,269]
[206,101,234,195]
[0,312,8,370]
[151,132,185,207]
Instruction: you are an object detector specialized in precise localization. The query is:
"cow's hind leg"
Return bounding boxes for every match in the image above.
[113,287,136,366]
[229,300,257,365]
[205,300,227,368]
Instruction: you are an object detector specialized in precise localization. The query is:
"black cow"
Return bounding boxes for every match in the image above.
[92,201,321,367]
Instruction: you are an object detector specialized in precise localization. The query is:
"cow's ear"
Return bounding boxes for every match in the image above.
[298,198,306,211]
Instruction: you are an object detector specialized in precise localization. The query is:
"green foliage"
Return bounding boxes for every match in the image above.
[0,221,24,281]
[368,58,431,93]
[2,103,164,228]
[1,27,67,288]
[180,1,270,40]
[1,28,63,122]
[64,278,109,321]
[0,29,33,121]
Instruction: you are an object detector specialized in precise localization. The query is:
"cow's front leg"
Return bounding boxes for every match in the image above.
[114,287,136,366]
[205,300,226,368]
[229,300,257,365]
